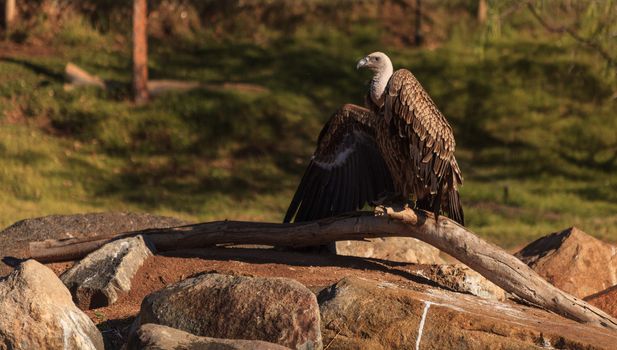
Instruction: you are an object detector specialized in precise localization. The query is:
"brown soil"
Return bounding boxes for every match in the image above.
[46,247,434,348]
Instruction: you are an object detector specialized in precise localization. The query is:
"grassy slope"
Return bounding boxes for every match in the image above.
[0,8,616,248]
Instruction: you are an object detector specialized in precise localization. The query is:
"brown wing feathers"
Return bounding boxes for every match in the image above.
[386,69,464,225]
[284,105,394,223]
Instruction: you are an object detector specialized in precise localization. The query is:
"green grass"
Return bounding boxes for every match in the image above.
[0,4,616,249]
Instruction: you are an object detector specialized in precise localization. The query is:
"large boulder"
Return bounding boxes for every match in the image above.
[515,227,617,298]
[61,235,154,309]
[318,276,617,350]
[335,237,444,264]
[0,212,188,276]
[585,285,617,319]
[131,273,322,350]
[0,260,104,350]
[127,323,292,350]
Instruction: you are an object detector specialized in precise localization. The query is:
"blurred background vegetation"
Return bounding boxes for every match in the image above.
[0,0,615,248]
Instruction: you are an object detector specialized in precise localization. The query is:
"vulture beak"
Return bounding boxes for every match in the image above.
[356,57,368,69]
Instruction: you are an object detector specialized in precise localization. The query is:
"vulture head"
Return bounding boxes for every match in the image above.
[356,52,392,73]
[357,52,394,107]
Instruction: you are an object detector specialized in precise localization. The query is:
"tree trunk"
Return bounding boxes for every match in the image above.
[4,0,16,32]
[28,206,617,331]
[132,0,149,104]
[477,0,488,24]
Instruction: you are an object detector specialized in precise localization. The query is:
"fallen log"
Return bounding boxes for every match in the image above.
[65,62,106,89]
[29,206,617,331]
[63,62,203,96]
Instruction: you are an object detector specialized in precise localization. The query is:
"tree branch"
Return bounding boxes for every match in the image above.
[28,206,617,331]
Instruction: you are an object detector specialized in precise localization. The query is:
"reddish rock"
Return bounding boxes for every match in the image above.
[131,273,322,350]
[515,226,617,298]
[585,285,617,319]
[318,276,617,350]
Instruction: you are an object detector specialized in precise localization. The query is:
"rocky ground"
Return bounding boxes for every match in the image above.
[1,213,617,349]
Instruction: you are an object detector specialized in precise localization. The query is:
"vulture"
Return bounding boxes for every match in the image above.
[284,52,464,225]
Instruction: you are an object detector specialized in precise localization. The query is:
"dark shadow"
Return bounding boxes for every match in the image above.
[0,57,65,82]
[1,256,25,268]
[97,316,134,350]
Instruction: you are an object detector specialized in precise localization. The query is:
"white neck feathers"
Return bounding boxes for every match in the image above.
[370,63,393,107]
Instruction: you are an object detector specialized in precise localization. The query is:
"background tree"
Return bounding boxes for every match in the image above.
[4,0,16,33]
[477,0,488,24]
[133,0,149,104]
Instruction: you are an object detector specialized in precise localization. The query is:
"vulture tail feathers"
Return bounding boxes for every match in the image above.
[445,160,465,225]
[446,187,465,226]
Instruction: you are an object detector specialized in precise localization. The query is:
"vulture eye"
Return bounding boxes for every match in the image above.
[375,57,380,61]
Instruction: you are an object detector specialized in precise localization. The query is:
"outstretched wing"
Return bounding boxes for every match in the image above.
[284,104,394,223]
[385,69,464,224]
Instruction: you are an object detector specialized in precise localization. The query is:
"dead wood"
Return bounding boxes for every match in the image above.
[64,63,106,90]
[29,206,617,330]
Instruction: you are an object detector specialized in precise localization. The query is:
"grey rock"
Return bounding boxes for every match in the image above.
[0,260,104,350]
[0,212,188,276]
[131,273,322,350]
[127,323,292,350]
[335,237,445,264]
[61,235,154,309]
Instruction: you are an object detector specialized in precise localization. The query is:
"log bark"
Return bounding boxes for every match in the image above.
[29,206,617,331]
[132,0,149,104]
